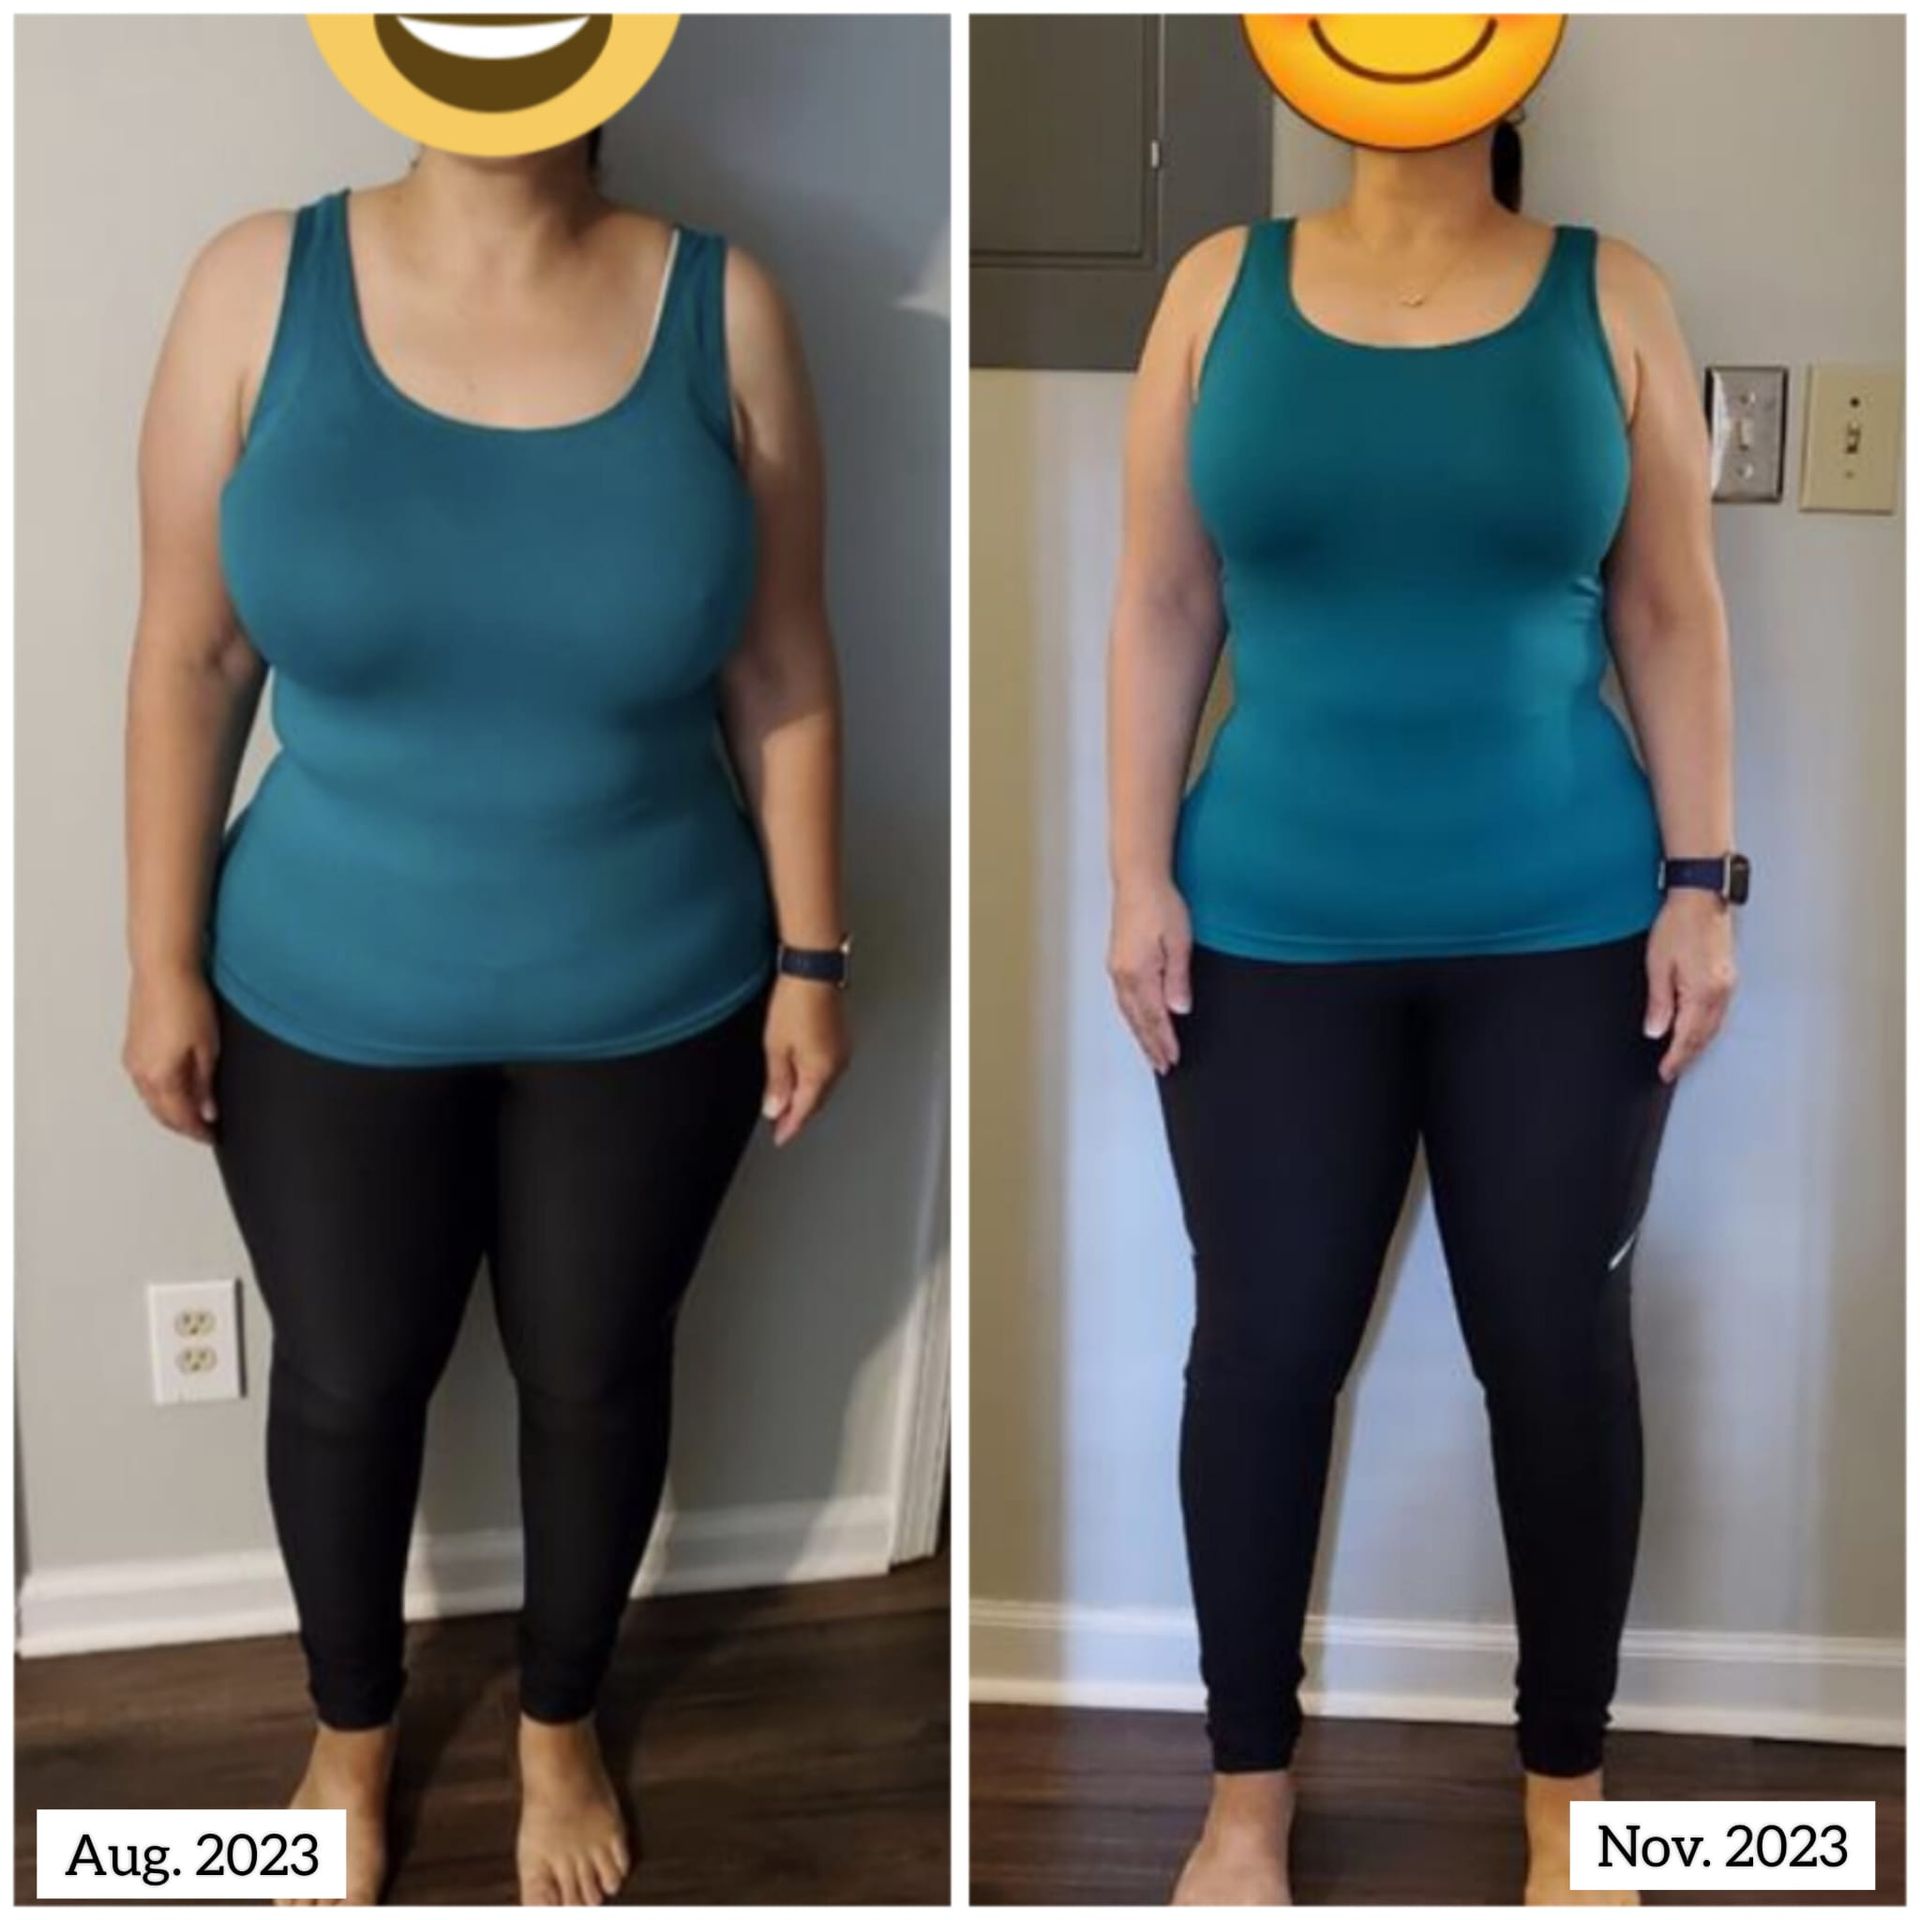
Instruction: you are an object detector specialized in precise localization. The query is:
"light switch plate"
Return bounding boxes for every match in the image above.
[1705,366,1787,503]
[1800,363,1902,513]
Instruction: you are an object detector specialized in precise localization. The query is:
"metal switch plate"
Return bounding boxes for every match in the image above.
[1705,366,1787,503]
[1800,363,1902,513]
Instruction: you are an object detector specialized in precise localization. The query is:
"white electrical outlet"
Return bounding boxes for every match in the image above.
[148,1279,244,1405]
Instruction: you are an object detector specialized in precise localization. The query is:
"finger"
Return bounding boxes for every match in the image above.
[1162,941,1194,1018]
[774,1070,827,1147]
[762,1046,796,1122]
[786,1057,838,1126]
[1660,999,1712,1083]
[1138,972,1180,1071]
[1141,1009,1176,1073]
[1643,962,1676,1041]
[165,1058,216,1141]
[1682,990,1731,1068]
[1115,980,1169,1073]
[146,1072,214,1144]
[191,1042,219,1127]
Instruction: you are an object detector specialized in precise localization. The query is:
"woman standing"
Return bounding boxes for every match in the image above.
[124,134,849,1905]
[1107,118,1740,1904]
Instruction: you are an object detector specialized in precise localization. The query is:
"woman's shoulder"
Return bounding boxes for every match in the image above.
[1591,229,1680,341]
[1152,227,1260,386]
[598,201,755,315]
[184,207,299,306]
[1591,229,1672,301]
[596,201,798,400]
[166,209,300,387]
[1170,225,1256,302]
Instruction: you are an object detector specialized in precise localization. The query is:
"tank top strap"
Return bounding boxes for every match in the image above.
[1237,217,1294,316]
[1195,220,1289,396]
[1532,222,1597,323]
[248,190,356,441]
[652,226,736,448]
[1531,223,1622,401]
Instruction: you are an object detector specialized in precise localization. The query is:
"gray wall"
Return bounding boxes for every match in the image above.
[17,16,948,1599]
[972,14,1903,1728]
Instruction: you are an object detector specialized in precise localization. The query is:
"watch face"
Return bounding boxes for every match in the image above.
[1728,855,1751,904]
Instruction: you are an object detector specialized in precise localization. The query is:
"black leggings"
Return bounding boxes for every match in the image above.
[211,993,765,1730]
[1158,935,1673,1779]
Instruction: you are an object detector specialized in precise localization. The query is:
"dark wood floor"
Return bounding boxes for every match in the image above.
[17,1560,949,1905]
[972,1704,1903,1906]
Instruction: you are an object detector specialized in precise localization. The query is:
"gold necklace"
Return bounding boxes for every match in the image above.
[1340,207,1499,309]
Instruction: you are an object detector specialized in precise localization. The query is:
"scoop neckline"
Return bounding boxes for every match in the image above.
[1276,215,1566,355]
[334,188,680,438]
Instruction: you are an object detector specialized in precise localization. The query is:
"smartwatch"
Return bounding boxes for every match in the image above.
[777,937,852,989]
[1657,853,1751,906]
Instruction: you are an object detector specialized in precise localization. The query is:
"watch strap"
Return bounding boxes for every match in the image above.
[777,939,852,987]
[1658,854,1750,904]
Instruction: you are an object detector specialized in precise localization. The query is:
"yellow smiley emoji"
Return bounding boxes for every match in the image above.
[1242,14,1565,151]
[307,14,680,158]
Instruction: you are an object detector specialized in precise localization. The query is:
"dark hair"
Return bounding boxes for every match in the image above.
[585,126,605,177]
[1492,118,1523,212]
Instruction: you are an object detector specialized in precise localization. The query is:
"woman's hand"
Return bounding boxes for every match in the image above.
[1643,890,1737,1083]
[1109,875,1193,1075]
[123,964,221,1142]
[761,974,851,1147]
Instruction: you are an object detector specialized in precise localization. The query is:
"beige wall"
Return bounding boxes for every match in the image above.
[973,14,1903,1733]
[16,15,950,1637]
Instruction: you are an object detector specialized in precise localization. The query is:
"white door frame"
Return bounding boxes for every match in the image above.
[886,1088,950,1563]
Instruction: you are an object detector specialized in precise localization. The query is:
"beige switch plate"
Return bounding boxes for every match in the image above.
[1799,364,1902,513]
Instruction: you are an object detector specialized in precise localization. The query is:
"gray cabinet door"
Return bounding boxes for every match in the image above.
[971,15,1273,371]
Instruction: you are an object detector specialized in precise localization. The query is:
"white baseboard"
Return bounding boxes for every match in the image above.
[972,1599,1905,1747]
[17,1495,896,1659]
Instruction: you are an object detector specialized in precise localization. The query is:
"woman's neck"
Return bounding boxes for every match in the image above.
[1340,136,1501,248]
[389,145,600,277]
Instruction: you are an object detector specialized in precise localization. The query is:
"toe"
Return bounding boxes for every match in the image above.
[591,1844,625,1897]
[522,1863,560,1907]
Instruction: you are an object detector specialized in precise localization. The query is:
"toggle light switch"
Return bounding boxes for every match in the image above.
[1704,366,1787,503]
[1800,364,1901,514]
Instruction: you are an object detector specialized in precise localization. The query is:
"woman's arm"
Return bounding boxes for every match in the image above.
[1107,230,1242,1073]
[1598,238,1738,1083]
[123,214,284,1139]
[717,247,851,1146]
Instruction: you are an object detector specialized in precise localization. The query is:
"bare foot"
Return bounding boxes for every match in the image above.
[1173,1771,1294,1905]
[1524,1770,1639,1906]
[516,1714,631,1907]
[283,1723,395,1906]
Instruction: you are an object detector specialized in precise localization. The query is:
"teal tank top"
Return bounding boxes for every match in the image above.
[1178,217,1662,961]
[212,191,774,1063]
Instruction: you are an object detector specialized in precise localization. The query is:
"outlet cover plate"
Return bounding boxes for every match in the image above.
[148,1278,244,1405]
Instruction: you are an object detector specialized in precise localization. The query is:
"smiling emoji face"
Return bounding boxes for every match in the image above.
[1242,14,1565,151]
[307,14,679,157]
